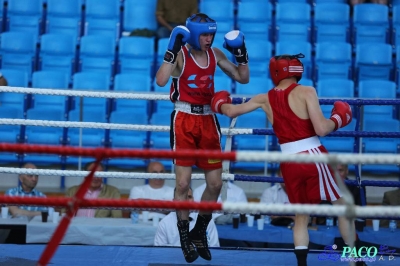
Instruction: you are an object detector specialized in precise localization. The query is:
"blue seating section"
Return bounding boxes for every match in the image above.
[0,0,398,175]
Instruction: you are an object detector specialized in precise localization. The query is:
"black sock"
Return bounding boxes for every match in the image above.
[294,248,309,266]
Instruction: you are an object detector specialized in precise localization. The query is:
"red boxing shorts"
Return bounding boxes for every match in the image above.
[171,104,222,170]
[280,137,342,204]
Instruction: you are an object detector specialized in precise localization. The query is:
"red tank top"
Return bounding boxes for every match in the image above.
[268,83,316,144]
[170,45,216,104]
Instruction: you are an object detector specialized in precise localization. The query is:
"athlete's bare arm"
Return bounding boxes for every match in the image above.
[221,93,268,118]
[155,51,183,86]
[212,47,249,84]
[295,85,336,136]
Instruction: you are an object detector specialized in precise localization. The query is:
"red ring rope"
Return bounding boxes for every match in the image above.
[0,143,229,265]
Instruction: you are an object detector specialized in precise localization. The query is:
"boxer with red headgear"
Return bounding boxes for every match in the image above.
[155,12,250,263]
[211,54,360,266]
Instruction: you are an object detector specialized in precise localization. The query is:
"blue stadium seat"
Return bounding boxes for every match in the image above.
[30,70,69,118]
[359,80,396,122]
[84,0,121,41]
[355,43,393,82]
[235,76,273,96]
[107,110,148,168]
[79,35,116,79]
[275,3,311,42]
[200,0,234,33]
[71,72,110,118]
[0,107,23,164]
[149,112,170,149]
[24,108,66,165]
[315,42,352,81]
[233,109,270,171]
[300,78,314,86]
[393,6,400,47]
[362,118,400,174]
[245,39,272,77]
[314,3,350,43]
[353,4,389,44]
[46,17,82,43]
[7,0,44,42]
[39,33,76,82]
[0,32,36,81]
[237,0,272,41]
[118,36,154,76]
[320,119,356,153]
[317,79,355,98]
[214,75,232,94]
[275,41,312,79]
[0,0,5,33]
[1,69,29,87]
[313,0,347,3]
[46,0,82,42]
[68,109,107,147]
[123,0,157,33]
[114,73,151,92]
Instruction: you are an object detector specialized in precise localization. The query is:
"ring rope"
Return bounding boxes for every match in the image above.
[1,119,398,138]
[1,86,399,105]
[1,143,399,164]
[1,196,399,218]
[2,167,399,187]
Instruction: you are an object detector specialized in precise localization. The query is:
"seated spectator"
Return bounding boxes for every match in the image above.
[5,163,47,217]
[0,72,8,86]
[154,187,219,247]
[193,181,247,223]
[155,0,198,39]
[66,161,122,218]
[381,188,400,227]
[260,168,294,226]
[129,161,174,218]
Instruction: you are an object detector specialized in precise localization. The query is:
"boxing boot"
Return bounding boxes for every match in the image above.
[177,220,198,263]
[189,214,212,261]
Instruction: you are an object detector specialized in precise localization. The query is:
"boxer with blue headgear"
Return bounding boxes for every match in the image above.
[155,12,250,264]
[185,13,217,51]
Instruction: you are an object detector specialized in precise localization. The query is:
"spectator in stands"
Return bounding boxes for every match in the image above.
[5,163,47,217]
[154,187,220,247]
[381,188,400,227]
[193,181,247,224]
[155,0,198,39]
[260,167,294,225]
[66,161,122,218]
[0,73,8,86]
[349,0,388,6]
[128,161,174,218]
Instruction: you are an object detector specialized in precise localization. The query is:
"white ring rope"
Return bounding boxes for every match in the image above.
[0,118,253,135]
[222,203,400,218]
[0,86,171,100]
[0,167,235,181]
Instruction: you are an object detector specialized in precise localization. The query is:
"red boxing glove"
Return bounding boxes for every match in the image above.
[211,91,231,114]
[330,101,352,131]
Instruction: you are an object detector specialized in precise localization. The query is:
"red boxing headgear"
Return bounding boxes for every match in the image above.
[269,53,304,86]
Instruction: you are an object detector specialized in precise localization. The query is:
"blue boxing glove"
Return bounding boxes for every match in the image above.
[164,26,190,64]
[223,30,248,65]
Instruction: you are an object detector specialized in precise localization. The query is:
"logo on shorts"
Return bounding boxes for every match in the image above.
[208,159,221,164]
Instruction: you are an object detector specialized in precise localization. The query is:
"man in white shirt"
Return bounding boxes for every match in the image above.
[193,181,248,222]
[129,161,174,219]
[154,188,220,247]
[260,168,294,224]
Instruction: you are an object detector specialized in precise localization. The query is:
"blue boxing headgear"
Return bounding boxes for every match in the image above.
[186,13,217,51]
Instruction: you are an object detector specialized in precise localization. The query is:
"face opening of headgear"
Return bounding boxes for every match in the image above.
[269,53,305,86]
[185,13,217,51]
